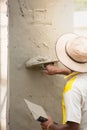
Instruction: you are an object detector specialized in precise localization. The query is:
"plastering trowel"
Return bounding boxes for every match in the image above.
[25,56,58,69]
[24,99,48,122]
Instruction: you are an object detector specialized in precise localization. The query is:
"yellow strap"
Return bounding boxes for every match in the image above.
[64,72,79,79]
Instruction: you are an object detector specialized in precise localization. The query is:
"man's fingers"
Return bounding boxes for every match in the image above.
[42,70,49,74]
[41,125,47,130]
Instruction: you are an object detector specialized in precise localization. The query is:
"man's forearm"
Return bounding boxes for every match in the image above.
[49,122,79,130]
[56,68,72,75]
[49,123,70,130]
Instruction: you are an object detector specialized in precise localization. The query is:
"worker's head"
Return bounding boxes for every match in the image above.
[56,33,87,72]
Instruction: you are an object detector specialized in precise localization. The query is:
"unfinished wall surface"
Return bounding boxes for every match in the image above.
[7,0,73,130]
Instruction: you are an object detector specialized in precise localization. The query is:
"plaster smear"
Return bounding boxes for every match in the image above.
[25,56,58,68]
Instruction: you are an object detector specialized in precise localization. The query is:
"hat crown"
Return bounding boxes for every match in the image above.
[66,37,87,63]
[56,33,87,72]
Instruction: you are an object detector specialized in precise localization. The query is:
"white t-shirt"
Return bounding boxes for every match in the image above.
[63,73,87,130]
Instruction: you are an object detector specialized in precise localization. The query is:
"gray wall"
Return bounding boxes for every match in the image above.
[7,0,73,130]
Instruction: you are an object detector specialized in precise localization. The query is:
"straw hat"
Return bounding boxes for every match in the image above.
[56,33,87,72]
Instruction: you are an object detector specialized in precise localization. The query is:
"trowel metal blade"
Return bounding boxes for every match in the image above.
[24,99,48,120]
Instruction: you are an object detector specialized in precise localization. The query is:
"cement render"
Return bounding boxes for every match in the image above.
[7,0,73,130]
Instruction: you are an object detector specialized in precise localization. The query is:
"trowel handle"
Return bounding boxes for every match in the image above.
[37,116,48,123]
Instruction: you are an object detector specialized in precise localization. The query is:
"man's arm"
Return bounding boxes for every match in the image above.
[41,117,80,130]
[43,64,72,75]
[49,121,80,130]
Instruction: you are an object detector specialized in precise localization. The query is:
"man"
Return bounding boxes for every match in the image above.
[40,33,87,130]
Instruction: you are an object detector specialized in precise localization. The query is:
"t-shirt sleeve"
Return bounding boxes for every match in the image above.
[64,85,82,124]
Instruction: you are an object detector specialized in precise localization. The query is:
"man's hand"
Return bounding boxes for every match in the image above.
[40,116,53,130]
[43,65,59,75]
[43,64,71,75]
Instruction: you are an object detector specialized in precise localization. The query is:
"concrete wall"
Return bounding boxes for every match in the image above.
[7,0,73,130]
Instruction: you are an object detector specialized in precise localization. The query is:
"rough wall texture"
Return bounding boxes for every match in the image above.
[7,0,73,130]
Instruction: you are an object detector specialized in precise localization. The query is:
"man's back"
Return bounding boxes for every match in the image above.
[63,73,87,130]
